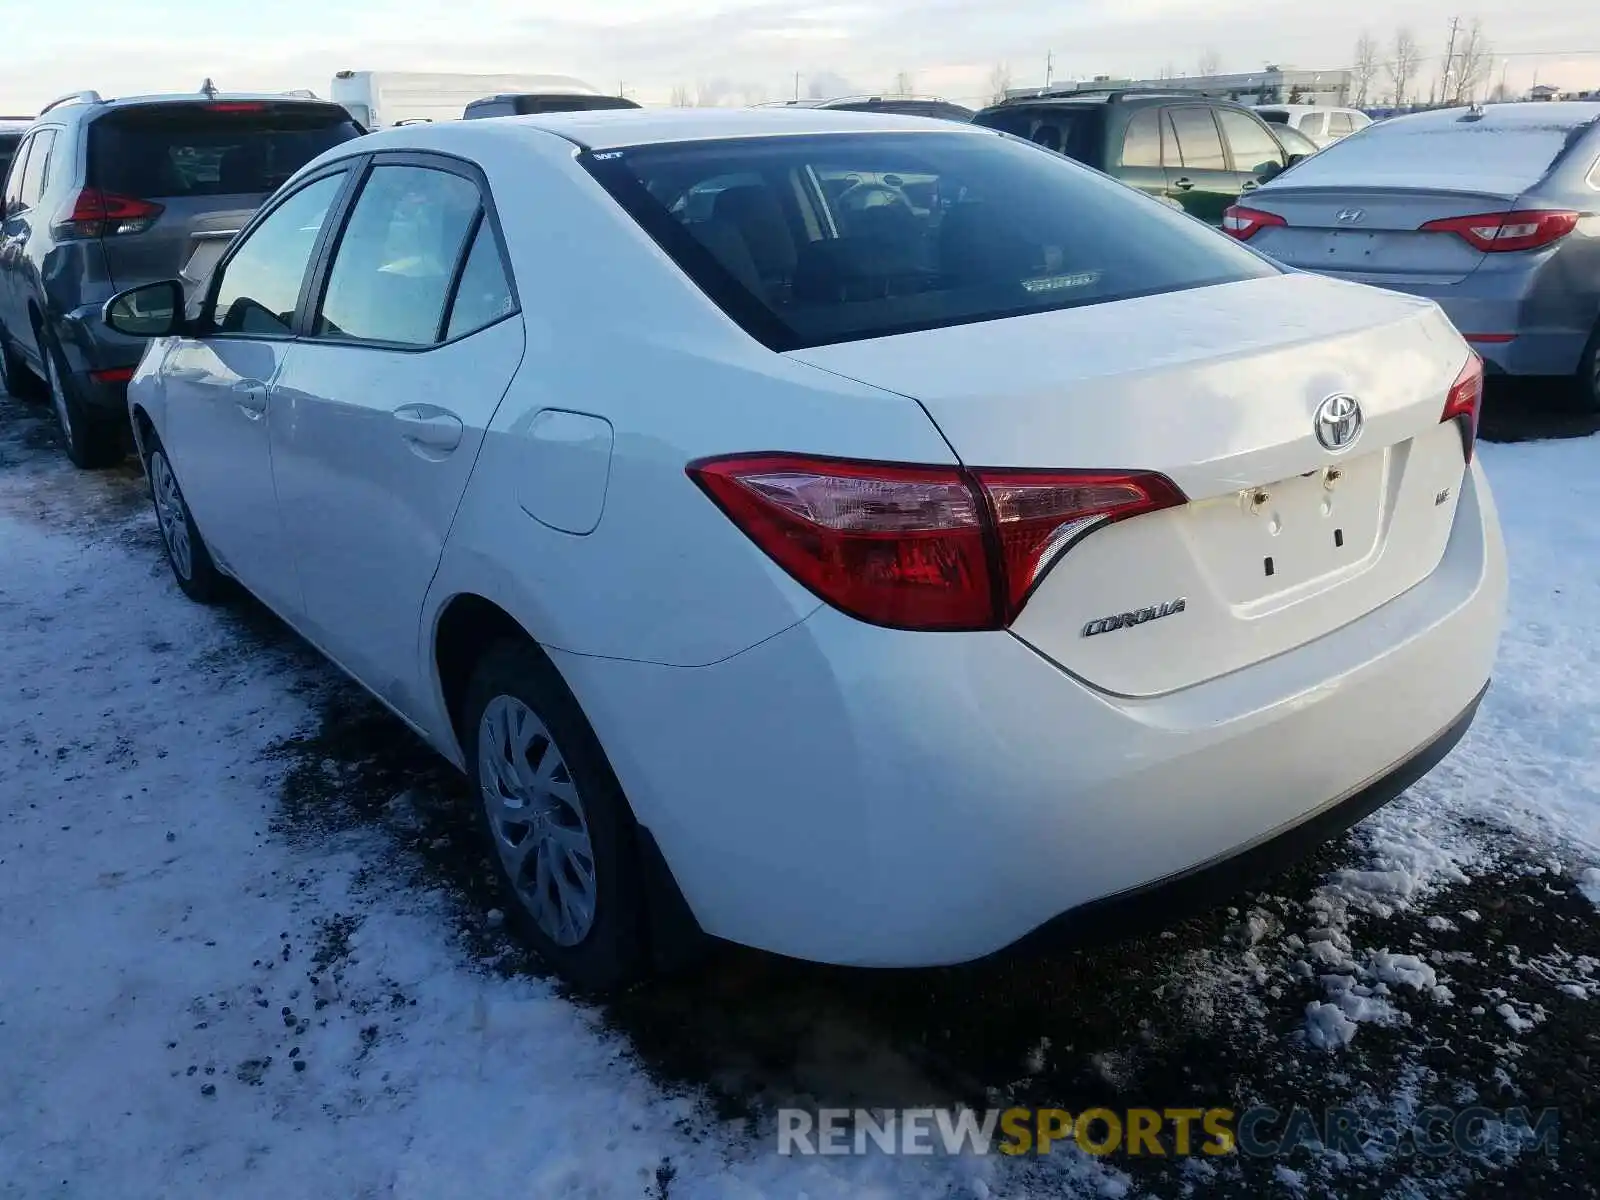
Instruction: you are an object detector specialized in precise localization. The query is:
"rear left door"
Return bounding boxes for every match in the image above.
[1164,106,1238,224]
[1115,107,1171,202]
[1216,107,1289,200]
[268,154,524,717]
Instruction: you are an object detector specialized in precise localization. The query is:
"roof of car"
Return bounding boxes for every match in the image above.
[376,105,993,150]
[1375,100,1600,133]
[35,91,347,119]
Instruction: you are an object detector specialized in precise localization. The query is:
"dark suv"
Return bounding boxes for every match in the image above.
[0,89,362,466]
[464,93,641,119]
[972,90,1307,225]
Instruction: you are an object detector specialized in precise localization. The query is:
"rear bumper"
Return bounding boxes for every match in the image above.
[1310,273,1592,377]
[54,302,145,415]
[1006,680,1487,955]
[553,460,1507,967]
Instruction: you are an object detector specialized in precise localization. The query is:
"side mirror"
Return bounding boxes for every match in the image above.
[103,279,185,338]
[1286,152,1308,166]
[1255,160,1285,182]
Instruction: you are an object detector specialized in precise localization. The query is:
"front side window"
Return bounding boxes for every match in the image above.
[1217,110,1285,174]
[584,131,1278,351]
[1167,108,1227,169]
[1120,109,1163,168]
[314,164,482,346]
[211,171,346,336]
[18,130,56,209]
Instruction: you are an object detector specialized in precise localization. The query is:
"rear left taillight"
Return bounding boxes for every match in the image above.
[52,187,164,239]
[1441,352,1485,464]
[1222,205,1287,241]
[1419,209,1579,253]
[688,453,1185,631]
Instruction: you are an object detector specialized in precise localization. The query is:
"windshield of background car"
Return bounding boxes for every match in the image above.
[583,131,1278,351]
[88,103,363,198]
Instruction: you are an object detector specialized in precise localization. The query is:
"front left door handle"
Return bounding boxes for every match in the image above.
[394,405,464,453]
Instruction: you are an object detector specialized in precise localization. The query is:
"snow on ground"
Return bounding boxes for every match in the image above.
[3,387,1600,1199]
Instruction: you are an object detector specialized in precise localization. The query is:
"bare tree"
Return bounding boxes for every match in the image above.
[1451,19,1492,103]
[738,82,769,106]
[1353,32,1380,106]
[1158,62,1178,80]
[892,70,916,96]
[988,62,1013,105]
[1388,28,1421,106]
[1197,49,1222,78]
[1489,80,1513,102]
[669,84,692,108]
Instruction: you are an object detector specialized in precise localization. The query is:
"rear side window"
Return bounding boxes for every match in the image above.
[1168,108,1226,169]
[1217,110,1284,174]
[584,131,1278,351]
[315,165,482,346]
[444,222,515,339]
[1300,113,1327,139]
[1120,109,1163,168]
[89,104,362,199]
[1328,112,1354,136]
[18,130,56,208]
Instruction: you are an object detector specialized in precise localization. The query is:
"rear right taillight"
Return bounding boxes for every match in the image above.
[1222,205,1287,241]
[53,188,163,239]
[1441,352,1485,464]
[1419,209,1579,253]
[688,453,1186,631]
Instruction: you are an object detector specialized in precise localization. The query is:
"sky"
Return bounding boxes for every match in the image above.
[3,0,1598,114]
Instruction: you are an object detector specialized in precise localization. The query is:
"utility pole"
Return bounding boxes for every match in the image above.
[793,71,800,101]
[1045,50,1054,90]
[1440,15,1461,104]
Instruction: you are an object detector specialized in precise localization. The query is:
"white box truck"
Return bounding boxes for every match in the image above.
[329,71,602,130]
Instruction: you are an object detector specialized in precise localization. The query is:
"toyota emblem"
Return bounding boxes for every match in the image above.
[1314,394,1363,452]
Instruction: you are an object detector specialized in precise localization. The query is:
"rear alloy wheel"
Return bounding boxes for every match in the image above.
[41,331,123,469]
[147,444,225,604]
[463,639,649,991]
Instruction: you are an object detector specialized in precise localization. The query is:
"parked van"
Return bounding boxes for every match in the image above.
[464,93,640,119]
[328,72,600,129]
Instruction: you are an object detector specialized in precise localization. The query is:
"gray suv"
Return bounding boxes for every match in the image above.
[0,89,362,466]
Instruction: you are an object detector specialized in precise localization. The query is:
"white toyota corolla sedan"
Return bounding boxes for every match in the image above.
[103,108,1507,989]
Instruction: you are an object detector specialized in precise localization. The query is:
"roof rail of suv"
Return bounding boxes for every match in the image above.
[1003,88,1210,105]
[39,90,103,114]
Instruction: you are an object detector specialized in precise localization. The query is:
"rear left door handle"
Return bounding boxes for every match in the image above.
[394,405,464,454]
[231,379,267,418]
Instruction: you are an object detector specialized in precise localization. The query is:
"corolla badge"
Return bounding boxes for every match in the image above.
[1314,393,1364,452]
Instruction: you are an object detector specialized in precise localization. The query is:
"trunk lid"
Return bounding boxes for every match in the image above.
[1245,185,1517,285]
[788,272,1475,697]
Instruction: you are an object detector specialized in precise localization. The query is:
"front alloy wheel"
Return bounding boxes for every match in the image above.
[144,443,224,604]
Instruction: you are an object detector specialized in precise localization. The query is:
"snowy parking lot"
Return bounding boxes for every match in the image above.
[3,382,1600,1199]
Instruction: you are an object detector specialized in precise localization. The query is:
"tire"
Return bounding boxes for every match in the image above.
[463,639,649,992]
[144,435,226,604]
[40,325,123,469]
[1577,323,1600,414]
[0,325,44,401]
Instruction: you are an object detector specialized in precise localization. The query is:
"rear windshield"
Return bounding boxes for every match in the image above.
[1273,108,1599,195]
[584,131,1278,351]
[1256,109,1290,124]
[89,104,362,198]
[972,105,1104,163]
[514,95,640,114]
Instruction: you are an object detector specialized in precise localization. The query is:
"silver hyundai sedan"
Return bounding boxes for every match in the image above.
[1225,102,1600,410]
